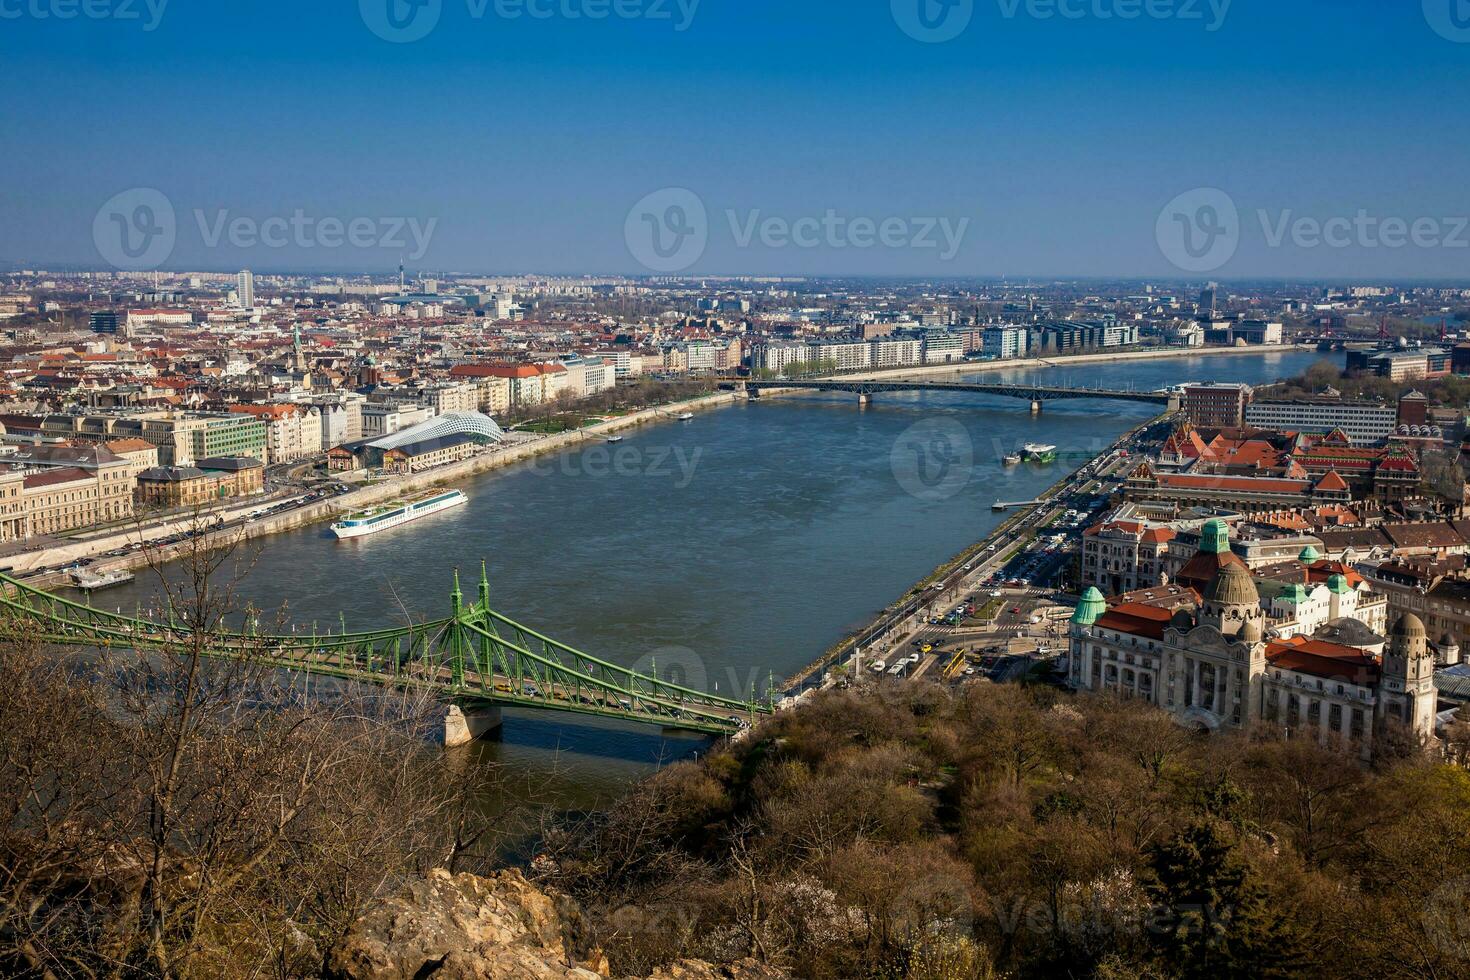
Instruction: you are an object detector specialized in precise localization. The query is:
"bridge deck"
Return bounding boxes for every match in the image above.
[736,379,1173,403]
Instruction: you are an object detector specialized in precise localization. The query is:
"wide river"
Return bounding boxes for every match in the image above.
[97,349,1330,809]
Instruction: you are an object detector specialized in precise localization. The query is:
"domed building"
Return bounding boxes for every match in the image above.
[1069,523,1437,757]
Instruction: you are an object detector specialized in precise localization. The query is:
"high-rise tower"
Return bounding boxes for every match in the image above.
[237,269,255,310]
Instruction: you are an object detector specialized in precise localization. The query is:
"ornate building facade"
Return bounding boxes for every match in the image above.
[1069,524,1437,759]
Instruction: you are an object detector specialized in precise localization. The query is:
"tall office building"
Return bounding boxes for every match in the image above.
[1182,382,1253,428]
[89,310,120,334]
[236,269,255,310]
[1199,282,1218,316]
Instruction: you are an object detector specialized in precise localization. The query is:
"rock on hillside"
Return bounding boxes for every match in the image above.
[323,868,785,980]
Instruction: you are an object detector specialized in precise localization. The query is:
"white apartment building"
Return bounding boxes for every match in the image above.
[318,396,364,450]
[1244,400,1397,446]
[582,357,615,395]
[685,341,718,373]
[982,326,1030,360]
[811,340,872,372]
[751,342,812,374]
[920,331,964,364]
[599,349,635,379]
[869,337,923,369]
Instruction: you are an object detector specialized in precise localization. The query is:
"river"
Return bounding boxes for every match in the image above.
[91,348,1332,808]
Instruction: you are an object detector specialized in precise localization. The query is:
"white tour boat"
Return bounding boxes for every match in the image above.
[70,568,136,591]
[330,489,468,540]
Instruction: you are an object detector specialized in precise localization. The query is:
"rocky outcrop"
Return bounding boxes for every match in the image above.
[323,868,786,980]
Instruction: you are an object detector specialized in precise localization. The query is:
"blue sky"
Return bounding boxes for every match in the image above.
[2,0,1468,279]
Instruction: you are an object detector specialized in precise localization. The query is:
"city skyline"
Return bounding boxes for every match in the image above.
[1,1,1468,277]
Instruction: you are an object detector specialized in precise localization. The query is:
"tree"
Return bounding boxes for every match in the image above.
[0,511,513,977]
[1146,821,1305,979]
[1302,359,1343,392]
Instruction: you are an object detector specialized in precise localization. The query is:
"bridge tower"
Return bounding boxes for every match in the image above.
[441,567,503,748]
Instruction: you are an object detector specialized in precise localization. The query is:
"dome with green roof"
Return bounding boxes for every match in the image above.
[1199,519,1230,555]
[1327,573,1350,595]
[1280,582,1309,605]
[1298,544,1320,565]
[1071,587,1107,626]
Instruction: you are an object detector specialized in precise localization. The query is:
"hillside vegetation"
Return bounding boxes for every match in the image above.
[535,682,1470,979]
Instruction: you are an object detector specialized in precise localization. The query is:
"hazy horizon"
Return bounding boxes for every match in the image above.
[3,1,1468,280]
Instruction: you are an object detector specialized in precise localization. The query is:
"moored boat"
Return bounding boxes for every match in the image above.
[331,489,467,540]
[1022,443,1058,463]
[71,568,135,591]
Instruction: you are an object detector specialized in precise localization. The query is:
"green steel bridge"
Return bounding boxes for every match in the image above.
[0,564,768,737]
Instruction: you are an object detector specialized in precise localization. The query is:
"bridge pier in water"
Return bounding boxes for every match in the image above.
[442,702,503,748]
[858,392,872,408]
[1030,399,1043,415]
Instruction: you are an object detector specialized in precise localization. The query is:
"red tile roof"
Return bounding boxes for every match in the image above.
[22,467,92,489]
[1159,474,1313,494]
[1094,602,1175,640]
[1266,638,1379,684]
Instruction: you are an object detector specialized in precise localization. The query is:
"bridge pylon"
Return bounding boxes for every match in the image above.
[443,702,503,747]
